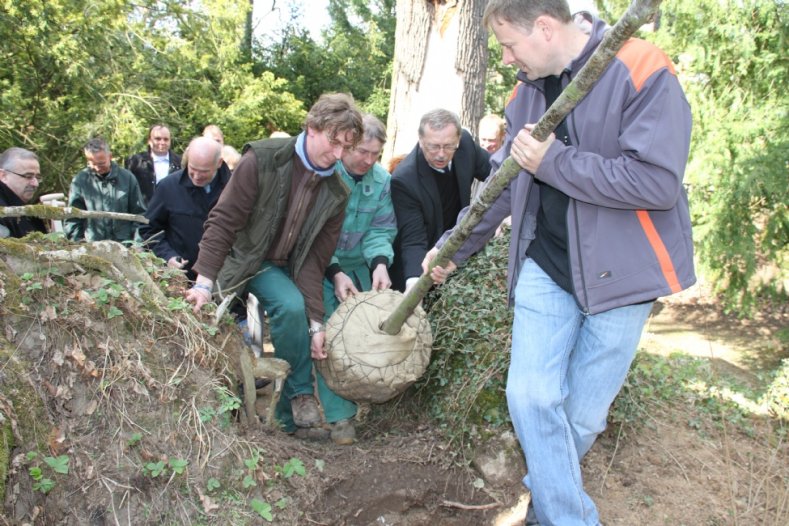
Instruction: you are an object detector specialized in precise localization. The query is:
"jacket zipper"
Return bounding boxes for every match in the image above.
[565,80,590,313]
[285,172,316,248]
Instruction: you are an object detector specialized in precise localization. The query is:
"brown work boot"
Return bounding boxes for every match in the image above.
[330,418,356,445]
[291,394,321,427]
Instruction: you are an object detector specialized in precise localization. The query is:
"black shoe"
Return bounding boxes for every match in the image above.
[237,378,273,396]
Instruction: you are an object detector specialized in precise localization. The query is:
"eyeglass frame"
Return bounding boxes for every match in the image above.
[421,143,460,154]
[2,168,42,182]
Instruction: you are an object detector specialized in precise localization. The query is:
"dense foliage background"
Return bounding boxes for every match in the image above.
[1,0,786,313]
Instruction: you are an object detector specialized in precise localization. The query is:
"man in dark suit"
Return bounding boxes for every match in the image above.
[125,124,182,205]
[390,109,490,292]
[139,136,230,282]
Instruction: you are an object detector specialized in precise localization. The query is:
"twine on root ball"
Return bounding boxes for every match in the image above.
[317,289,432,403]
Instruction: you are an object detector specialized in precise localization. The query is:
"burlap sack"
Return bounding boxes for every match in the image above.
[317,289,432,403]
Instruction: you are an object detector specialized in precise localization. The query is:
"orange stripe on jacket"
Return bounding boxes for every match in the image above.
[636,210,681,293]
[507,81,523,106]
[617,38,677,92]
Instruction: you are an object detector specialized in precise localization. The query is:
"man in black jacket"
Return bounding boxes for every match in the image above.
[0,147,47,238]
[390,109,490,291]
[126,124,182,205]
[139,136,230,281]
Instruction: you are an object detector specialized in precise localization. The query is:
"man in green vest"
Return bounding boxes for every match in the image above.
[185,93,364,435]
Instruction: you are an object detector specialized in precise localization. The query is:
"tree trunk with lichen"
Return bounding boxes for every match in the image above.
[381,0,664,335]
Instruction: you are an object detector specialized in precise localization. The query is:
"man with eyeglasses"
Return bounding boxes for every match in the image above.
[390,108,490,292]
[125,124,182,205]
[184,93,364,435]
[139,136,230,282]
[317,114,397,445]
[64,137,147,242]
[0,147,48,238]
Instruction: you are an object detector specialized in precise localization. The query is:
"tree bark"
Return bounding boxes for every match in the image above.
[0,205,148,225]
[383,0,488,167]
[381,0,664,335]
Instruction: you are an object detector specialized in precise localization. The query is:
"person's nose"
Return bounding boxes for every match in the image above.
[502,48,515,66]
[332,145,345,159]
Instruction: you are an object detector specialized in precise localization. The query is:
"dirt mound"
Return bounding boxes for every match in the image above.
[0,238,496,525]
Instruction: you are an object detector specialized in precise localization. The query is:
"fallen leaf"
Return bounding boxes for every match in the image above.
[40,305,57,322]
[198,489,220,514]
[83,360,100,378]
[52,350,64,366]
[82,399,98,416]
[67,347,87,367]
[41,380,58,397]
[54,385,73,400]
[47,426,67,456]
[131,382,150,397]
[76,290,94,304]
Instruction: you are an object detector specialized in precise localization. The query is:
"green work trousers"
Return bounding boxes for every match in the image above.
[247,261,354,431]
[318,265,371,424]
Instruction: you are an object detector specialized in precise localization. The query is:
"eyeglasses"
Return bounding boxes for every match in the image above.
[3,168,42,181]
[422,143,459,154]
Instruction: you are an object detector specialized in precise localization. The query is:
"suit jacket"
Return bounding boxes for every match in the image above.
[0,180,47,238]
[390,129,490,290]
[139,165,231,281]
[125,149,182,204]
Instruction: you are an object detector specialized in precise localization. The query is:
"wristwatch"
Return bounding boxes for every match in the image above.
[308,325,324,337]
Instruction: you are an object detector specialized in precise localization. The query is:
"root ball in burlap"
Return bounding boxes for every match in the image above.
[317,290,432,403]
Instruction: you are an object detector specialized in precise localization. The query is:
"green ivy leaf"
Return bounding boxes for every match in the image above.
[281,457,305,479]
[44,455,70,475]
[242,474,256,488]
[250,499,273,521]
[29,466,43,481]
[207,477,221,491]
[33,478,56,494]
[145,460,166,477]
[169,458,188,475]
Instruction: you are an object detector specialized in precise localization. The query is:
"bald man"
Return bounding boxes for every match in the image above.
[139,136,231,281]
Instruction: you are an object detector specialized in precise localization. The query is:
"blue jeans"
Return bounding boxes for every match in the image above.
[508,258,653,526]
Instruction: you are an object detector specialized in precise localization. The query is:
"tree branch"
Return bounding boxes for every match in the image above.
[0,205,148,224]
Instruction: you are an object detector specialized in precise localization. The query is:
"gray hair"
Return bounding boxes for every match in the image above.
[418,109,461,138]
[362,114,387,144]
[483,0,572,32]
[84,137,111,155]
[0,147,38,170]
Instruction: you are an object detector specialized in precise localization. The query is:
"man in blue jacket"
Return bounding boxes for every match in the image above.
[139,136,230,281]
[425,2,695,524]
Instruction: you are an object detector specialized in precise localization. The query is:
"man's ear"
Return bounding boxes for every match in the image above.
[534,15,553,40]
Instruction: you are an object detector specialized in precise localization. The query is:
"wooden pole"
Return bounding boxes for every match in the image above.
[381,0,663,335]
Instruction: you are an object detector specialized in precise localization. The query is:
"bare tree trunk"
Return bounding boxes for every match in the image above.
[381,0,664,335]
[383,0,488,167]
